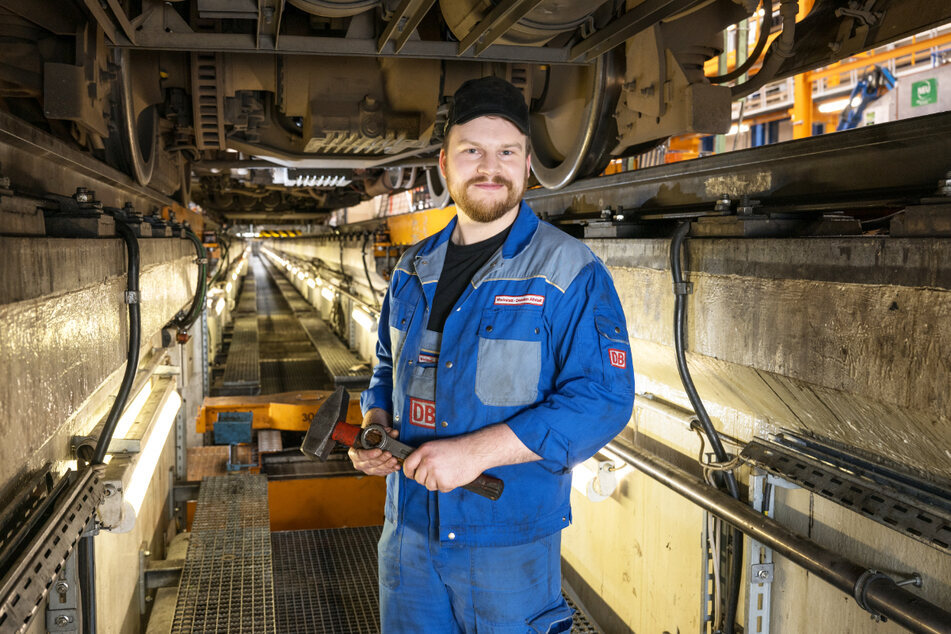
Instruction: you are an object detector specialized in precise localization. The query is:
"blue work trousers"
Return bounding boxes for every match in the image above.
[378,518,574,633]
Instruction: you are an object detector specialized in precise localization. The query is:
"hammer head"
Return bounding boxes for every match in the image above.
[300,386,350,461]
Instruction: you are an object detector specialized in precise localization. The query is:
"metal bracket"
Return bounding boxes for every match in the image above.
[124,290,139,304]
[45,551,79,632]
[673,281,693,295]
[751,563,774,584]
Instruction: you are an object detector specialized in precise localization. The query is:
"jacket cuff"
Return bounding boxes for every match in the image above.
[360,386,392,417]
[508,416,573,474]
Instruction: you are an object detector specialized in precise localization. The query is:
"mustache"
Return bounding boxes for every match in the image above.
[465,175,513,188]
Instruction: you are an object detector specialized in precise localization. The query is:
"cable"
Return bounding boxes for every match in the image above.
[707,0,773,84]
[361,232,379,308]
[670,221,742,634]
[731,0,799,100]
[170,227,209,333]
[91,219,141,465]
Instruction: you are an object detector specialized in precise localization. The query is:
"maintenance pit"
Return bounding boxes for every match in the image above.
[2,1,951,633]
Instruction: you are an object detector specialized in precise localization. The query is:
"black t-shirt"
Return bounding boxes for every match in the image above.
[427,226,511,333]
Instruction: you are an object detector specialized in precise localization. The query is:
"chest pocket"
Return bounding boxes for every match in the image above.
[388,297,416,366]
[475,308,543,407]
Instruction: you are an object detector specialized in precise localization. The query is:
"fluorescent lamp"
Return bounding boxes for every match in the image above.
[231,270,238,281]
[321,287,335,302]
[226,281,233,293]
[818,97,850,113]
[307,278,316,289]
[112,382,152,440]
[297,271,305,280]
[125,389,181,514]
[352,308,374,329]
[215,297,226,315]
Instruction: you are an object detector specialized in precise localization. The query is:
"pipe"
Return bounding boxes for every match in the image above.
[731,0,798,99]
[170,227,208,332]
[670,221,742,633]
[92,219,141,465]
[707,0,772,84]
[634,392,699,429]
[606,438,951,633]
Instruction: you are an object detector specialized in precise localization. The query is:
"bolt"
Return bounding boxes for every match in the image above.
[103,483,116,497]
[55,581,69,594]
[715,194,732,212]
[54,615,72,626]
[756,569,770,580]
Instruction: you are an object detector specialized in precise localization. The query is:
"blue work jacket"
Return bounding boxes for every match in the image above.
[361,202,635,547]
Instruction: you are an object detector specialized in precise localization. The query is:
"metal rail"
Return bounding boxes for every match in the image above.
[606,438,951,633]
[0,110,175,210]
[524,111,951,218]
[0,467,104,633]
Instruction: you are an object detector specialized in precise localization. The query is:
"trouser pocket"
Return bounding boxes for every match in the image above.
[527,601,575,634]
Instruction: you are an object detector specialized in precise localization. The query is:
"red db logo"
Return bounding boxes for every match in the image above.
[409,398,436,428]
[608,349,627,369]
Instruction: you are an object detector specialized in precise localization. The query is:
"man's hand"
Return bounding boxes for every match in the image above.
[402,424,541,493]
[402,436,488,493]
[348,408,400,476]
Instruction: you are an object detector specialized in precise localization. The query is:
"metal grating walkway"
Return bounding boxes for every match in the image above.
[221,315,261,395]
[171,476,276,634]
[261,257,371,389]
[272,527,382,633]
[270,526,602,633]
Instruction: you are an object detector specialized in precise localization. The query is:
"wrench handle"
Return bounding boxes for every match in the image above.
[462,474,504,501]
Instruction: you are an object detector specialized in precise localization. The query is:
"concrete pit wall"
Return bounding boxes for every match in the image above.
[563,236,951,633]
[0,236,204,634]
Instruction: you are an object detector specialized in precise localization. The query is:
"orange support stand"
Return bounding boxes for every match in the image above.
[195,389,364,434]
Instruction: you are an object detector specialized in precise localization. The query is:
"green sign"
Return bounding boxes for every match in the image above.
[911,78,937,107]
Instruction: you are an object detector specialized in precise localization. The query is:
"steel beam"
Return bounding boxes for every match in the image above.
[524,111,951,218]
[456,0,546,56]
[569,0,697,62]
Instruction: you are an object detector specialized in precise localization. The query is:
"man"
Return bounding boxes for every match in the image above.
[351,76,635,633]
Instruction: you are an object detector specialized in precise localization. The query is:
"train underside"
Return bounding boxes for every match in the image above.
[2,0,950,223]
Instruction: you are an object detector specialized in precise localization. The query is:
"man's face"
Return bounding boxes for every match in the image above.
[439,116,531,223]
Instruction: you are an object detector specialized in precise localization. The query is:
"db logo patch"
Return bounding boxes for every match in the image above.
[409,398,436,429]
[608,349,627,369]
[417,353,437,364]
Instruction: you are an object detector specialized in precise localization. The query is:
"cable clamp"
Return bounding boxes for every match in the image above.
[673,281,694,296]
[124,290,139,305]
[852,569,890,622]
[195,257,208,264]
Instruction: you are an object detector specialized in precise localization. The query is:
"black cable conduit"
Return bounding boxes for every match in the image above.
[731,0,799,100]
[707,0,773,85]
[170,227,208,332]
[361,232,379,308]
[91,218,141,465]
[670,221,743,634]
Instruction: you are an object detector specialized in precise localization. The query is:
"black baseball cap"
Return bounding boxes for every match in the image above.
[447,76,530,136]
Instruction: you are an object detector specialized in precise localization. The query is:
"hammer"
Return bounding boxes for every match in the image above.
[301,387,504,500]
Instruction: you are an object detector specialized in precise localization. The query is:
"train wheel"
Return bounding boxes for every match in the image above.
[106,49,158,187]
[529,52,622,190]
